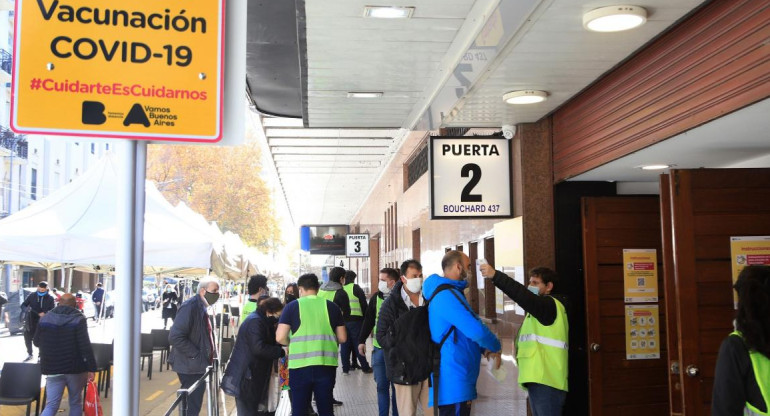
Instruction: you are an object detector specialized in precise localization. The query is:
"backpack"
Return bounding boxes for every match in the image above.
[386,284,473,387]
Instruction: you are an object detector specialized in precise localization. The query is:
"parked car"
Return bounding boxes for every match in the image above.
[2,288,35,335]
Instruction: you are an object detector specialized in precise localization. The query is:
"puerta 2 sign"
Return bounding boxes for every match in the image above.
[430,136,513,219]
[10,0,225,142]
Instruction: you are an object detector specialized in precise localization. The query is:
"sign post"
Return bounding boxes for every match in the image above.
[346,234,370,258]
[429,137,513,220]
[11,0,226,142]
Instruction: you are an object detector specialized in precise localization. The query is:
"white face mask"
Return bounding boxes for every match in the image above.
[378,281,391,295]
[405,277,423,293]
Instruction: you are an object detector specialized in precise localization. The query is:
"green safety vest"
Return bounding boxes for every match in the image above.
[317,289,336,303]
[373,295,384,349]
[517,296,569,392]
[240,299,257,321]
[344,283,363,317]
[731,331,770,415]
[288,295,339,369]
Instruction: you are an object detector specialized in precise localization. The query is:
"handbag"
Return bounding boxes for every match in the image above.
[274,389,291,416]
[84,380,103,416]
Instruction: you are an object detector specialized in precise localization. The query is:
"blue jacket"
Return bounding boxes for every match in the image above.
[424,274,501,406]
[33,305,97,375]
[168,295,214,375]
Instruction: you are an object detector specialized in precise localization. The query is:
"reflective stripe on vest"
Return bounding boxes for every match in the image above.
[288,296,338,369]
[344,283,363,317]
[373,295,384,349]
[517,296,569,392]
[731,331,770,415]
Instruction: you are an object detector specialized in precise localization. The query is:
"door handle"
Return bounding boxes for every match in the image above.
[590,343,601,353]
[686,365,700,377]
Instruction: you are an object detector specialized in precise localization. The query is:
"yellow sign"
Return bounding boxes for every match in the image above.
[730,236,770,307]
[623,249,659,303]
[11,0,224,142]
[625,304,660,360]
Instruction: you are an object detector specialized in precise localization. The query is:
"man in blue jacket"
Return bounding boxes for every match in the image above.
[424,250,502,416]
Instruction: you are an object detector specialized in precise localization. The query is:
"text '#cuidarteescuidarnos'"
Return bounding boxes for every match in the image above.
[35,1,208,67]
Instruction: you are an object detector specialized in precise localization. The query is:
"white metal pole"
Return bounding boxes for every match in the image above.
[114,140,147,416]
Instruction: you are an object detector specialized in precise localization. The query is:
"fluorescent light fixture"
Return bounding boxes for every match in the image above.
[347,92,384,98]
[640,164,671,170]
[583,5,647,32]
[503,90,548,105]
[363,6,415,19]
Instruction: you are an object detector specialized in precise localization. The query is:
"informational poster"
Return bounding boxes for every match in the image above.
[730,236,770,307]
[345,234,370,258]
[623,249,659,303]
[625,304,660,360]
[495,288,505,315]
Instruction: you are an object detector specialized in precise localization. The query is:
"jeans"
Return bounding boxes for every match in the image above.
[372,348,398,416]
[178,373,207,416]
[437,401,472,416]
[41,373,88,416]
[289,365,336,416]
[341,321,370,371]
[526,383,567,416]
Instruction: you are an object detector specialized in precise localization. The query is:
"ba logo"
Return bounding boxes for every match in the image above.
[81,101,106,125]
[123,103,151,127]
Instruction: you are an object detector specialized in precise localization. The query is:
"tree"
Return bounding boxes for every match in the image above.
[146,142,280,252]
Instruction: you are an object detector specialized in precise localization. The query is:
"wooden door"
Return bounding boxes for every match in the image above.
[660,175,683,415]
[582,197,669,415]
[667,168,770,415]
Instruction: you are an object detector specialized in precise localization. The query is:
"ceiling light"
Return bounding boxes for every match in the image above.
[503,90,548,105]
[640,164,671,170]
[363,6,415,19]
[347,92,383,98]
[583,5,647,32]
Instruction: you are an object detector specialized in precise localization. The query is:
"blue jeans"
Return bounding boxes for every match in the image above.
[178,373,207,416]
[289,365,336,416]
[341,321,370,371]
[372,348,398,416]
[42,373,88,416]
[526,383,566,416]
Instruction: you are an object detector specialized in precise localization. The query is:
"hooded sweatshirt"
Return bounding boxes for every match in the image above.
[423,274,501,407]
[33,305,97,375]
[319,280,351,318]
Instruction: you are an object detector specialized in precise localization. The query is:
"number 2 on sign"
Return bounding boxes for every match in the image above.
[461,163,482,202]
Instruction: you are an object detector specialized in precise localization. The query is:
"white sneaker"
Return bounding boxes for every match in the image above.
[24,354,33,362]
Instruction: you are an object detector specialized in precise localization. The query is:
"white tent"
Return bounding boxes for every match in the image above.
[0,153,213,268]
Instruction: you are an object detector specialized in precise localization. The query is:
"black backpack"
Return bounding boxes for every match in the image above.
[386,284,472,387]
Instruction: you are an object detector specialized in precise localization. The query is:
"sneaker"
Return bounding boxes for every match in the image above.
[362,367,373,374]
[342,371,349,376]
[24,354,33,362]
[332,398,343,406]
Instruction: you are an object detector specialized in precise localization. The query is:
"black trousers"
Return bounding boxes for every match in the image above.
[23,329,34,355]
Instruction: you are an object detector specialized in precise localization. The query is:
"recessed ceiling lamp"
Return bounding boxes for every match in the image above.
[503,90,548,105]
[363,6,415,19]
[583,5,647,32]
[347,92,383,98]
[639,164,671,170]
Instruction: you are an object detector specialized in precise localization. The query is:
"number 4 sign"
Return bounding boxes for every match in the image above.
[346,234,370,258]
[429,137,513,219]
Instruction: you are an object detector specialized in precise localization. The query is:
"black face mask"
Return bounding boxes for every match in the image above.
[266,315,279,326]
[285,294,297,304]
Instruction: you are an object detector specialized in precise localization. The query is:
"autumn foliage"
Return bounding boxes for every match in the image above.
[146,143,280,252]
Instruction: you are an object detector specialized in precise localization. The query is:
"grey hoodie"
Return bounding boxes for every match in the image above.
[318,281,350,318]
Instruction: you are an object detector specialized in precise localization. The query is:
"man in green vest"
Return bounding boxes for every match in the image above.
[240,274,268,322]
[343,270,372,374]
[481,265,569,416]
[277,273,347,416]
[358,267,401,416]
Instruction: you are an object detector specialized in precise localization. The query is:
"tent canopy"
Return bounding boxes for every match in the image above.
[0,153,213,268]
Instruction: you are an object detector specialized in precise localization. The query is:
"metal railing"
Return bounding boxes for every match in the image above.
[164,359,220,416]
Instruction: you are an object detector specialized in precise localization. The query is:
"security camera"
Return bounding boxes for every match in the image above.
[502,124,516,140]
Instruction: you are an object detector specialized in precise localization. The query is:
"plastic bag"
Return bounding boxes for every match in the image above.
[275,389,291,416]
[84,380,103,416]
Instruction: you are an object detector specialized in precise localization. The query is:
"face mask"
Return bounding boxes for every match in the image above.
[285,294,297,303]
[37,290,47,297]
[203,290,220,306]
[527,285,540,296]
[166,288,172,293]
[405,277,423,293]
[378,281,391,295]
[266,315,279,325]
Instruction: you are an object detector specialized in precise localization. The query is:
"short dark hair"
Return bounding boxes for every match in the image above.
[529,267,558,287]
[297,274,320,291]
[734,265,770,357]
[441,251,464,271]
[248,274,268,295]
[257,297,285,315]
[329,267,346,283]
[97,283,102,287]
[380,268,400,281]
[400,259,423,277]
[38,281,48,288]
[344,270,357,284]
